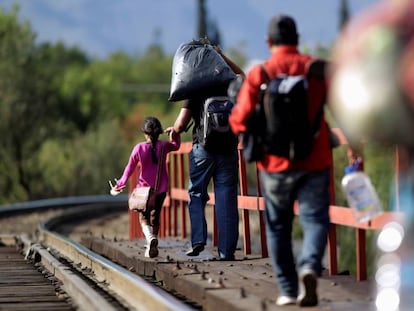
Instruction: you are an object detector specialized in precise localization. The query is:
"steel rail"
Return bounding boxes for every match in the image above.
[18,233,120,311]
[0,194,128,215]
[37,204,195,311]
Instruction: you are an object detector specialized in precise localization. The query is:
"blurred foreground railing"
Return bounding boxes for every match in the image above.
[128,128,401,281]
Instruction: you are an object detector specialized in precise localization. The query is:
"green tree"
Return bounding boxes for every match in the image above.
[0,6,130,202]
[0,5,42,201]
[127,44,172,112]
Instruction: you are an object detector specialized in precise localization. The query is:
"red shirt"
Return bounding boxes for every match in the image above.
[229,46,333,172]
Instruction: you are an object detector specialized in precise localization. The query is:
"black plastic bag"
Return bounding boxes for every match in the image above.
[169,40,236,102]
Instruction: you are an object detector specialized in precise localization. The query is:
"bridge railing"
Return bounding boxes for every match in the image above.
[128,128,400,281]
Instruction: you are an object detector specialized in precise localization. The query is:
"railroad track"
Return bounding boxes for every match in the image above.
[0,196,197,311]
[1,196,378,311]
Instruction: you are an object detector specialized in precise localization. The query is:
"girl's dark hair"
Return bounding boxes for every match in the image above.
[141,116,163,163]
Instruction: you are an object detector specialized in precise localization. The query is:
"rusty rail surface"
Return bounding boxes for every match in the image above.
[128,128,401,281]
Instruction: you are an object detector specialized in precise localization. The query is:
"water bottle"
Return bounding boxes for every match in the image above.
[341,163,382,223]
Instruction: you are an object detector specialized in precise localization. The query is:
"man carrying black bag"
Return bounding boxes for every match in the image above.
[171,40,244,260]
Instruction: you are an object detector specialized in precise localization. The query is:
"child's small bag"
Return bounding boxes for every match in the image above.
[128,145,164,212]
[128,186,155,211]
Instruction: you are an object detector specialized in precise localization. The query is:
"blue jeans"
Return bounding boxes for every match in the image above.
[259,169,330,297]
[188,143,239,258]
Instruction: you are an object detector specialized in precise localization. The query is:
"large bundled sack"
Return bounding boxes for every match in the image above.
[168,40,236,102]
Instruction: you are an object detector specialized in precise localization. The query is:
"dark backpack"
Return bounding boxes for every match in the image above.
[196,96,238,154]
[261,69,316,160]
[228,61,326,162]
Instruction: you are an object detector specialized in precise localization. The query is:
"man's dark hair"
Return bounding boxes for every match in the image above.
[267,15,298,46]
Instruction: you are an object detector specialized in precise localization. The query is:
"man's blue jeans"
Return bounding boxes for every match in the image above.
[188,143,239,258]
[259,169,330,297]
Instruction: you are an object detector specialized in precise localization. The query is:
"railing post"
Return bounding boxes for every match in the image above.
[129,167,143,239]
[171,154,177,237]
[180,154,188,239]
[356,228,367,281]
[327,224,338,275]
[256,170,268,257]
[327,150,338,275]
[259,209,268,258]
[170,152,178,237]
[238,147,251,255]
[256,168,268,257]
[159,205,166,238]
[164,156,172,237]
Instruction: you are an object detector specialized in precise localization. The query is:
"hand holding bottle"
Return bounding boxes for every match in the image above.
[108,178,124,196]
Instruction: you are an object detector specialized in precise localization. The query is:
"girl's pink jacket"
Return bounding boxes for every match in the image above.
[116,135,181,194]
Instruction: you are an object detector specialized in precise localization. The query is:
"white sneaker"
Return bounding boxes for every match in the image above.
[144,246,150,258]
[276,295,297,306]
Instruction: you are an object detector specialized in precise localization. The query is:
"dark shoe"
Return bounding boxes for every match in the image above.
[148,237,159,258]
[297,269,318,307]
[186,244,204,256]
[219,255,235,261]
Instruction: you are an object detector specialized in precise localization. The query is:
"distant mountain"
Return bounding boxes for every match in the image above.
[2,0,377,61]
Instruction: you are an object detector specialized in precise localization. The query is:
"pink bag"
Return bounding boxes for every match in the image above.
[128,186,154,212]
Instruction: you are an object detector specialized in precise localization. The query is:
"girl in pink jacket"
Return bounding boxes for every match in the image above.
[111,116,180,258]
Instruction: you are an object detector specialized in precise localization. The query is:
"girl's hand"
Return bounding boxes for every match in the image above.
[164,127,173,134]
[109,179,124,196]
[165,127,179,140]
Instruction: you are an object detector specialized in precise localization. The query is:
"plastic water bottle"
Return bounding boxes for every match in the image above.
[341,163,382,223]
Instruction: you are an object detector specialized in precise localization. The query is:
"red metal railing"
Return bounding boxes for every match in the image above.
[128,128,400,281]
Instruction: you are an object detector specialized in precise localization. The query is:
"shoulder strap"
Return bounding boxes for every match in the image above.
[307,59,327,79]
[260,65,270,82]
[311,103,325,135]
[154,144,164,192]
[307,60,327,135]
[258,65,271,103]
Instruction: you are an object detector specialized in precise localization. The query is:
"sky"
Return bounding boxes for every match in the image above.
[1,0,379,62]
